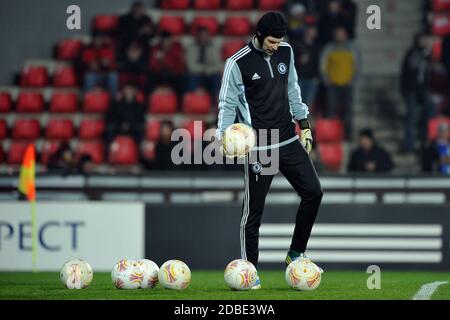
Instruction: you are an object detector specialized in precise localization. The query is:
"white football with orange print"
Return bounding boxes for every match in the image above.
[111,259,143,290]
[224,259,258,290]
[285,258,322,291]
[158,259,191,290]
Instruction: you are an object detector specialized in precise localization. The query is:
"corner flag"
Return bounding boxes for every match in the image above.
[18,144,37,271]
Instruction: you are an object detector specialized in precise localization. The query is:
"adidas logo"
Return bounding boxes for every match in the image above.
[251,73,260,80]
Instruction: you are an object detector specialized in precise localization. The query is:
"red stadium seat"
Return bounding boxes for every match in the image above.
[148,89,178,114]
[109,135,138,165]
[76,141,104,164]
[16,92,45,113]
[258,0,286,10]
[49,92,78,113]
[53,65,77,87]
[93,15,118,33]
[142,140,156,161]
[0,120,7,139]
[193,0,221,10]
[223,17,251,36]
[161,0,190,9]
[182,120,206,140]
[45,119,74,140]
[79,118,105,140]
[318,142,343,172]
[222,40,246,60]
[158,16,185,35]
[182,91,211,114]
[8,141,29,165]
[40,140,61,165]
[191,16,219,35]
[428,116,450,141]
[432,38,443,62]
[314,119,344,143]
[145,119,161,141]
[431,14,450,36]
[20,66,49,87]
[225,0,254,10]
[0,92,12,113]
[12,119,40,140]
[56,39,83,60]
[432,0,450,11]
[82,90,110,113]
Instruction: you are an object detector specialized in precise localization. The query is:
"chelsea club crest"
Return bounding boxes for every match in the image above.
[251,162,262,174]
[277,62,287,74]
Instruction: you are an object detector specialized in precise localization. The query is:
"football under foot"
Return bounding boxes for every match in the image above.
[285,251,324,273]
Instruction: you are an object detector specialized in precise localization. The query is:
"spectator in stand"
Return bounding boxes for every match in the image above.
[104,82,145,148]
[153,120,179,170]
[293,25,321,106]
[320,27,361,139]
[422,123,450,174]
[317,0,355,46]
[347,129,394,173]
[117,1,155,59]
[442,33,450,96]
[117,40,148,90]
[82,32,118,96]
[148,31,186,96]
[186,27,222,100]
[47,142,76,174]
[400,33,433,153]
[286,3,308,42]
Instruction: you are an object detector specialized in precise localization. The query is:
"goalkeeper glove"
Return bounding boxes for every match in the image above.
[299,119,313,154]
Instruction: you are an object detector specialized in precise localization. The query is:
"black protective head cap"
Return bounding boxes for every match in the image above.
[256,12,288,46]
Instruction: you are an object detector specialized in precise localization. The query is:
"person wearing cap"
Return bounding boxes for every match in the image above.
[215,12,323,289]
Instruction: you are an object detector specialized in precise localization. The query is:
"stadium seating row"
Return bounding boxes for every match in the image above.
[0,89,212,114]
[93,14,258,35]
[1,137,345,171]
[0,114,346,142]
[159,0,286,11]
[57,38,246,62]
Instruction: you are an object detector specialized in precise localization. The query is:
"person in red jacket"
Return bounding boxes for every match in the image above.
[148,31,186,96]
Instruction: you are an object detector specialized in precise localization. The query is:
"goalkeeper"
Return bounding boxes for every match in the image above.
[215,12,323,289]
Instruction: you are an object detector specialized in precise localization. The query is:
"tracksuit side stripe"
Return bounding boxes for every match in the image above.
[241,155,250,260]
[217,47,250,131]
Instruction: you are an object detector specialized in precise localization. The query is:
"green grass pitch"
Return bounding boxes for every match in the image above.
[0,271,449,300]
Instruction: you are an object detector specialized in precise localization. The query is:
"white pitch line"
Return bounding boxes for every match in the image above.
[412,281,448,300]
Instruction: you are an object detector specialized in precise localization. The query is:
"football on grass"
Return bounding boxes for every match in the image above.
[60,258,93,289]
[111,259,143,289]
[158,260,191,290]
[285,258,322,291]
[224,259,258,290]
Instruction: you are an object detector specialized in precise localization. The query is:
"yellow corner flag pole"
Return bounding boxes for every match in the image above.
[18,144,37,272]
[31,200,37,272]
